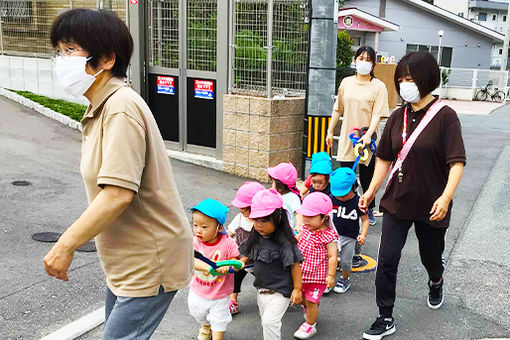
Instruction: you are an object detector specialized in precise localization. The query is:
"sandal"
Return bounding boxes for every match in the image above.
[229,299,239,314]
[197,324,211,340]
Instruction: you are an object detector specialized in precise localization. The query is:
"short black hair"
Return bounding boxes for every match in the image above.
[394,52,440,98]
[355,46,377,80]
[50,9,133,78]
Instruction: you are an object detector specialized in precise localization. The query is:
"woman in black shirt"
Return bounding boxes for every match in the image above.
[358,52,465,340]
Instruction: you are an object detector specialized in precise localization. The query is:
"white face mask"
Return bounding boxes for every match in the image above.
[55,56,103,97]
[356,61,373,76]
[399,81,421,103]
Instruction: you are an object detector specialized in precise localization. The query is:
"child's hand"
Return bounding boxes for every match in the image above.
[326,275,335,289]
[216,266,231,275]
[357,234,366,245]
[290,288,302,305]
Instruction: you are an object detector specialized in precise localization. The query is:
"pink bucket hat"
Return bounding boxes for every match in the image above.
[231,181,266,208]
[267,162,298,186]
[296,192,333,216]
[249,188,284,219]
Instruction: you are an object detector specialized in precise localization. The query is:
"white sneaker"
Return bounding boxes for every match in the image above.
[294,322,317,339]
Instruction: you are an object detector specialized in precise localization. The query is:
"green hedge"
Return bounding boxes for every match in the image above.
[13,90,87,122]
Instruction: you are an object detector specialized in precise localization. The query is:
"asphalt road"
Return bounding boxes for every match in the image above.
[1,95,509,339]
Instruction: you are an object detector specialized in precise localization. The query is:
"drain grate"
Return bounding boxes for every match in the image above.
[12,180,31,186]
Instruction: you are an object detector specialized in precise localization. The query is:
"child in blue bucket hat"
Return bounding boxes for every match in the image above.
[301,152,333,197]
[329,168,370,294]
[188,198,241,340]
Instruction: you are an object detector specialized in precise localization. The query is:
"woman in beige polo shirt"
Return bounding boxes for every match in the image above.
[326,46,389,227]
[43,9,193,339]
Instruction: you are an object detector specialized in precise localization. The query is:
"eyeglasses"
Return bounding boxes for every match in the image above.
[52,47,84,60]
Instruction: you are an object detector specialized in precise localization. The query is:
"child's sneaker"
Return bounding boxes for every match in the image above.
[294,322,317,339]
[333,277,350,293]
[197,324,212,340]
[229,299,239,314]
[362,315,395,340]
[323,286,333,294]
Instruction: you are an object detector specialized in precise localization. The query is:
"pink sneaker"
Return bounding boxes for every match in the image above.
[294,322,317,339]
[229,299,239,314]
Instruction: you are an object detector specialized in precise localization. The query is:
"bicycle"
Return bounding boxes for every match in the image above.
[474,81,506,102]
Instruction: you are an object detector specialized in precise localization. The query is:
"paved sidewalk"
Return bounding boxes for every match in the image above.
[441,99,505,115]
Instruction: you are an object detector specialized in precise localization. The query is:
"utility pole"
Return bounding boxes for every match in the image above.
[500,0,510,71]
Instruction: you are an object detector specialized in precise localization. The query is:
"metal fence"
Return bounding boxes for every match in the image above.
[442,67,509,90]
[0,0,128,58]
[229,0,309,98]
[147,0,179,69]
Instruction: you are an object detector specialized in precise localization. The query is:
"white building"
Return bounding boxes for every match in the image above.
[435,0,509,68]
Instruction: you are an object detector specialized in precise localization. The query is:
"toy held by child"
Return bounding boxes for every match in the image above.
[188,199,241,340]
[239,188,304,340]
[294,192,338,339]
[267,162,302,230]
[227,181,265,315]
[329,168,370,294]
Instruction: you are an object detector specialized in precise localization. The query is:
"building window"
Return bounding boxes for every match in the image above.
[406,44,453,67]
[479,13,487,21]
[493,14,497,21]
[500,49,503,55]
[504,15,507,22]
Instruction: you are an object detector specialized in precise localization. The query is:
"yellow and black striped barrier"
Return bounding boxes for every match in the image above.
[305,115,332,158]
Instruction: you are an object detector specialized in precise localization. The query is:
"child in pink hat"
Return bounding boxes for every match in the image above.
[227,181,265,315]
[267,162,302,230]
[293,192,338,339]
[239,188,304,340]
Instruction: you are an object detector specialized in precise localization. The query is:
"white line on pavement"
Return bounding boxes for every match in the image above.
[39,307,104,340]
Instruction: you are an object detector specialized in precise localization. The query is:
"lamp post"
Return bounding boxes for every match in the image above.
[438,30,444,97]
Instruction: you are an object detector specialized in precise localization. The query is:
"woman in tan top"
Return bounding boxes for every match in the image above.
[43,9,193,338]
[326,46,389,226]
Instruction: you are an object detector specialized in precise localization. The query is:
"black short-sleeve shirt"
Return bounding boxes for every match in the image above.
[376,97,466,228]
[330,194,366,238]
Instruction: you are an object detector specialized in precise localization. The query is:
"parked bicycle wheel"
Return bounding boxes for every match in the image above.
[493,90,506,102]
[475,89,488,101]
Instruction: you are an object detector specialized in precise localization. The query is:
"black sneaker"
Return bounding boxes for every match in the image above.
[362,316,396,340]
[352,255,367,268]
[427,278,444,309]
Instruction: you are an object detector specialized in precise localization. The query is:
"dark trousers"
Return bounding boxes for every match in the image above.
[376,213,446,318]
[234,269,248,293]
[340,158,376,209]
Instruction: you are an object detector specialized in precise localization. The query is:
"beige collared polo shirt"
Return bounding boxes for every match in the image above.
[80,76,193,297]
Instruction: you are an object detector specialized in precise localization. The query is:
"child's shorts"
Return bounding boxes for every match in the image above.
[302,283,327,304]
[188,289,232,332]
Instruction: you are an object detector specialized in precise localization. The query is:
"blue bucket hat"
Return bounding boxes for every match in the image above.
[310,152,332,175]
[330,167,357,197]
[190,198,229,226]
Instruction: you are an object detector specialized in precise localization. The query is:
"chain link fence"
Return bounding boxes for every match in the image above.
[0,0,128,58]
[230,0,309,98]
[148,0,179,69]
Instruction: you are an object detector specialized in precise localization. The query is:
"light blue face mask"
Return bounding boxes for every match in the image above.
[55,56,103,97]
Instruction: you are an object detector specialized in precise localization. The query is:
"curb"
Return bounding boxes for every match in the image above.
[39,307,104,340]
[0,88,82,132]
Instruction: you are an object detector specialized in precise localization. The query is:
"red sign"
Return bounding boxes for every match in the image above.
[130,0,138,4]
[156,76,175,95]
[194,80,214,100]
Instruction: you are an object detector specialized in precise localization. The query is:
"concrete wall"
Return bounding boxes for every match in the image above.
[347,0,495,68]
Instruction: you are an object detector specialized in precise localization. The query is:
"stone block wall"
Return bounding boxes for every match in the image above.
[223,94,305,183]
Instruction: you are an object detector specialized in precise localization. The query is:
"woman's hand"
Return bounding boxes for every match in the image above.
[326,131,334,149]
[44,242,75,281]
[326,275,335,289]
[290,288,302,305]
[430,195,451,221]
[359,134,372,147]
[359,189,375,213]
